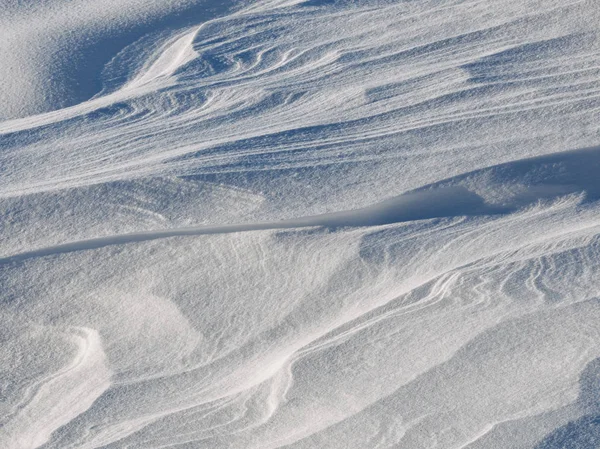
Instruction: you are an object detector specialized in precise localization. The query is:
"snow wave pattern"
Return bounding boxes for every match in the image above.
[2,0,600,448]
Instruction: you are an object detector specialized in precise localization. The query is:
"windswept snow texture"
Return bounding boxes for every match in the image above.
[3,0,600,448]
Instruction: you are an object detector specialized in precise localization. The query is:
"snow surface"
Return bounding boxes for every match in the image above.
[2,0,600,447]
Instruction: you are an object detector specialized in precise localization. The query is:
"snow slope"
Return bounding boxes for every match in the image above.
[2,0,600,447]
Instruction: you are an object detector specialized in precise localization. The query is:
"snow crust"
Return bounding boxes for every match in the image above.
[2,0,600,447]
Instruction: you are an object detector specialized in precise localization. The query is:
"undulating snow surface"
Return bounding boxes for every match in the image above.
[2,0,600,447]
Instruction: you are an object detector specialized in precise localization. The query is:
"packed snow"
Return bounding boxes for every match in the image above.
[2,0,600,448]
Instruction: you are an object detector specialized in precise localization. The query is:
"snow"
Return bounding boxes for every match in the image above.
[2,0,600,447]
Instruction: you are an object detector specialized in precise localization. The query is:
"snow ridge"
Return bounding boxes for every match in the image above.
[2,0,600,448]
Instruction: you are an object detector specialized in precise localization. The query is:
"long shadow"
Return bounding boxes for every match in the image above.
[4,145,600,265]
[0,186,499,266]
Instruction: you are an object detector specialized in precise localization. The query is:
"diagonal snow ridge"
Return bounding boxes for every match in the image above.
[4,144,597,265]
[0,185,495,265]
[3,0,600,448]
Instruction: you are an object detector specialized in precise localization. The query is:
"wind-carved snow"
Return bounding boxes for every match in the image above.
[2,0,600,448]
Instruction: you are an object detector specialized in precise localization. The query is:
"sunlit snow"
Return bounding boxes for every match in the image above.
[2,0,600,448]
